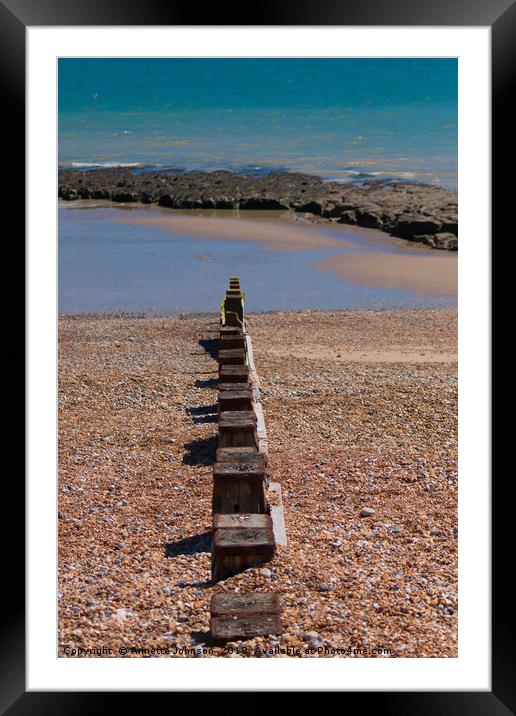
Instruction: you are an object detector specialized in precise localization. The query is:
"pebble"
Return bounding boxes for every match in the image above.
[317,583,331,592]
[58,310,457,659]
[303,631,320,641]
[360,507,375,517]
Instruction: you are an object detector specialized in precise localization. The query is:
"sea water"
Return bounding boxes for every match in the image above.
[58,58,457,189]
[58,206,456,314]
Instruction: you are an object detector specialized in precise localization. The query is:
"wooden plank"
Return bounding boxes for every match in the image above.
[218,430,256,449]
[270,507,288,547]
[213,527,275,556]
[220,335,246,350]
[211,533,275,577]
[210,613,281,643]
[216,446,258,462]
[213,461,266,479]
[218,419,256,441]
[253,401,267,444]
[245,333,268,456]
[213,513,272,530]
[218,410,258,448]
[219,383,253,400]
[219,349,246,359]
[210,591,278,615]
[224,297,244,323]
[218,348,246,366]
[218,390,253,412]
[219,410,257,428]
[211,553,266,583]
[222,311,243,328]
[218,382,252,392]
[212,474,267,514]
[211,524,275,581]
[219,326,242,337]
[219,365,249,383]
[268,482,288,547]
[245,334,260,393]
[258,440,268,457]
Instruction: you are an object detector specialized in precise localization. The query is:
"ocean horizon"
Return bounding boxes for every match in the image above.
[58,58,458,189]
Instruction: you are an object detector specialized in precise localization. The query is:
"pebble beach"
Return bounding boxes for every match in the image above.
[58,308,457,658]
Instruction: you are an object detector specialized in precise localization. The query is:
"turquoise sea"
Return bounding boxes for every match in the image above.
[58,59,457,314]
[58,58,458,188]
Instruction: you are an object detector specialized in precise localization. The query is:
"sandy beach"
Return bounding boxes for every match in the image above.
[58,308,457,658]
[112,208,354,251]
[114,208,458,297]
[314,251,457,296]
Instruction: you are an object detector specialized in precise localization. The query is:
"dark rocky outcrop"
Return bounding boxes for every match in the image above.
[419,233,458,250]
[391,214,443,239]
[58,167,458,250]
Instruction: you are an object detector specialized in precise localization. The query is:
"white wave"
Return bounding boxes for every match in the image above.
[66,161,143,168]
[340,170,384,176]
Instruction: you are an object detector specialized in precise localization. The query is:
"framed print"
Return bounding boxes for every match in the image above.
[9,0,509,709]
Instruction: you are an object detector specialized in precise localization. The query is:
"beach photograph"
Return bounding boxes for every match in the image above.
[58,58,458,658]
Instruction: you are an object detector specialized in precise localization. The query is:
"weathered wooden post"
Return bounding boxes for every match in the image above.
[211,513,276,582]
[219,334,246,350]
[219,325,242,337]
[218,386,253,412]
[218,409,257,448]
[212,456,267,513]
[223,310,243,329]
[210,591,281,643]
[219,364,250,383]
[216,445,266,463]
[218,348,247,367]
[223,291,244,326]
[208,276,282,642]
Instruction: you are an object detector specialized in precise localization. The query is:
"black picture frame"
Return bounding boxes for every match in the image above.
[10,0,507,710]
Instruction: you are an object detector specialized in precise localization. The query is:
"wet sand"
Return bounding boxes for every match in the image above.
[59,204,457,313]
[314,251,457,297]
[111,207,457,296]
[111,208,353,252]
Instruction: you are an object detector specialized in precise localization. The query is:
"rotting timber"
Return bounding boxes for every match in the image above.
[208,277,284,643]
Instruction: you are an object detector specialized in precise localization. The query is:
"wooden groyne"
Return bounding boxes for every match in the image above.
[209,277,284,644]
